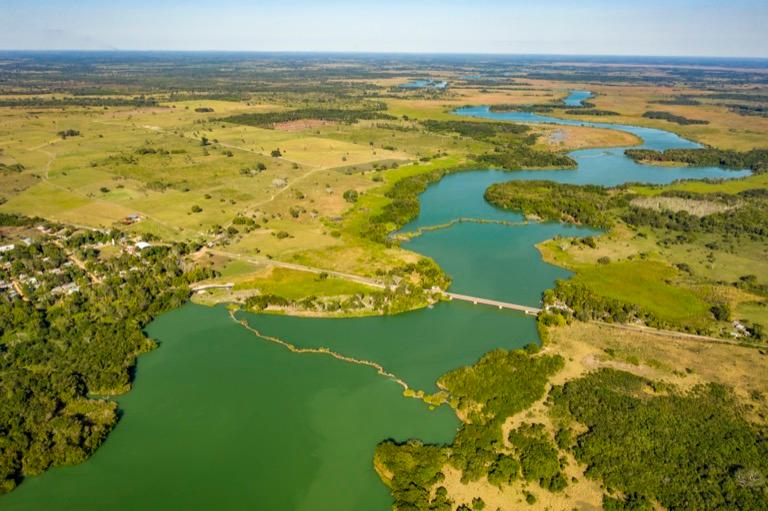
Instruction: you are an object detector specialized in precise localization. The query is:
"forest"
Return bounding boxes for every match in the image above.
[551,369,768,510]
[375,348,565,510]
[642,110,710,125]
[625,148,768,173]
[219,103,394,128]
[484,180,625,228]
[378,347,768,510]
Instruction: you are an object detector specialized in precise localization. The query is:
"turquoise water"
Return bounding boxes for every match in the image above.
[563,90,592,106]
[1,92,752,510]
[400,79,448,89]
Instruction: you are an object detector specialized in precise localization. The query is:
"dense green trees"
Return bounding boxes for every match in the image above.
[642,111,709,125]
[654,96,701,106]
[376,350,564,510]
[624,148,768,174]
[485,180,624,228]
[551,369,768,510]
[0,97,158,108]
[220,103,394,128]
[475,146,575,170]
[564,108,619,116]
[375,440,449,511]
[421,120,529,139]
[508,424,567,491]
[378,348,768,510]
[0,216,211,493]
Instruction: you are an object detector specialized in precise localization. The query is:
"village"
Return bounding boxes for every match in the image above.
[0,214,160,304]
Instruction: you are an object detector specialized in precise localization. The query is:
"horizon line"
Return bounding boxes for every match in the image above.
[0,49,767,60]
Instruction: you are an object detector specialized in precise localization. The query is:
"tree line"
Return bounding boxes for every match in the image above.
[219,103,394,128]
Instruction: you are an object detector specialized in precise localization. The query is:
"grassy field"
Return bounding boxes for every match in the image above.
[232,267,374,298]
[2,69,766,312]
[631,172,768,195]
[571,259,713,326]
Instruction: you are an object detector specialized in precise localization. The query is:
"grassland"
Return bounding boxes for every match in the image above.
[544,81,768,151]
[1,57,766,319]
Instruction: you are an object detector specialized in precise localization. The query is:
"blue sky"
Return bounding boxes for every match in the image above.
[1,0,766,57]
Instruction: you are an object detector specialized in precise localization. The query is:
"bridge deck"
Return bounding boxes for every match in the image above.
[446,292,542,315]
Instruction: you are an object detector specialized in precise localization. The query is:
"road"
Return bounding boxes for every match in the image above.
[204,249,543,314]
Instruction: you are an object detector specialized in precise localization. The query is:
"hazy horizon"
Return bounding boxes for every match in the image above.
[1,50,768,61]
[1,0,766,58]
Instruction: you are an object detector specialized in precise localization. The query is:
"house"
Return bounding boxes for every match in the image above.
[52,282,80,295]
[123,214,143,225]
[0,244,14,253]
[135,241,152,250]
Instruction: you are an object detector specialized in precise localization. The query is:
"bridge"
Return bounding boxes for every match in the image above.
[445,292,542,315]
[191,283,235,292]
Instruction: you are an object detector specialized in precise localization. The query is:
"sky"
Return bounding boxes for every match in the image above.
[1,0,766,57]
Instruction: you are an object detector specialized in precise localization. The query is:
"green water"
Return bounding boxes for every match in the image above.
[1,305,459,511]
[2,93,752,510]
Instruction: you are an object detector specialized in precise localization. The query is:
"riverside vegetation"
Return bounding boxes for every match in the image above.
[485,148,768,338]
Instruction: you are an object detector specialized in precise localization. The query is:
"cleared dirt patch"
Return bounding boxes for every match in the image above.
[535,125,641,151]
[273,119,336,131]
[630,196,736,216]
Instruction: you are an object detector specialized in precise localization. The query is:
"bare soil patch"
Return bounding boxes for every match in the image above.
[273,119,336,131]
[630,196,736,216]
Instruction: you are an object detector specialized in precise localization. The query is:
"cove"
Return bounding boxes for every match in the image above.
[1,93,751,511]
[563,90,592,106]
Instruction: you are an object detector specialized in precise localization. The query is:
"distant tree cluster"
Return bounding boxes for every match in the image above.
[642,110,709,125]
[57,129,81,139]
[0,96,157,108]
[0,163,25,174]
[564,108,619,116]
[625,148,768,174]
[421,119,529,140]
[485,180,625,228]
[219,103,394,128]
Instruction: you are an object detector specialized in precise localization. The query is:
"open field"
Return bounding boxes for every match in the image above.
[546,321,768,417]
[549,82,768,151]
[2,66,767,312]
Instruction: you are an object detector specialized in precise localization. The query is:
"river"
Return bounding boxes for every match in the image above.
[0,91,750,510]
